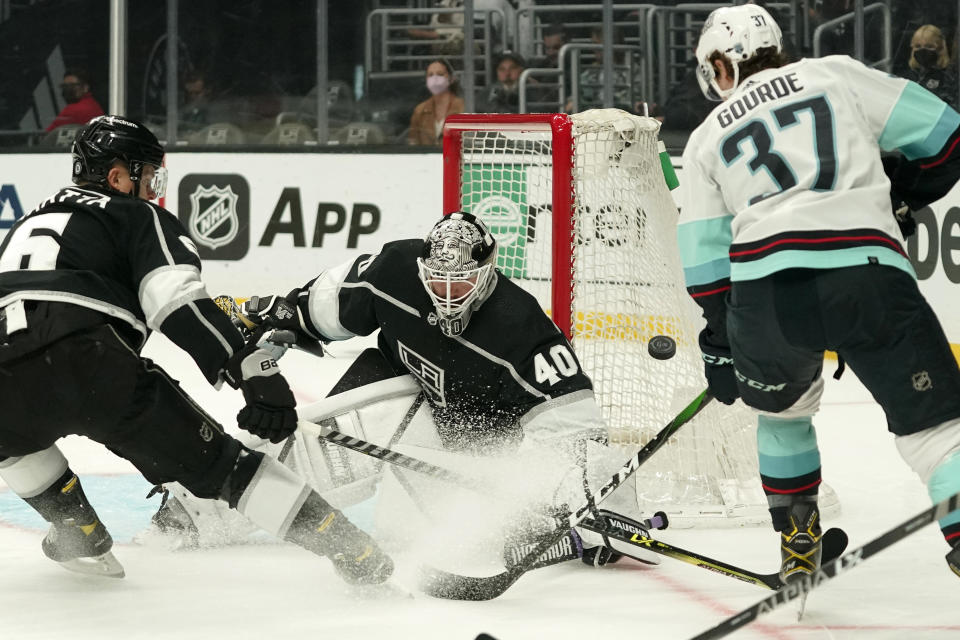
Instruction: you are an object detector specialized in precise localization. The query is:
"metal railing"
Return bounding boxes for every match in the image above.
[364,7,506,88]
[512,4,656,62]
[812,2,892,70]
[562,43,644,113]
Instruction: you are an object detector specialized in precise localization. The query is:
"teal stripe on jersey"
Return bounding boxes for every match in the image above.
[677,216,733,274]
[683,257,731,288]
[929,452,960,528]
[902,107,960,160]
[879,83,960,159]
[730,246,917,281]
[757,416,821,478]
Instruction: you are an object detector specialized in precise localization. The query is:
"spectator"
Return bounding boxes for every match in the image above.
[906,25,958,109]
[656,59,714,132]
[45,69,104,132]
[408,58,464,146]
[484,51,526,113]
[180,70,212,130]
[531,23,568,68]
[407,0,465,58]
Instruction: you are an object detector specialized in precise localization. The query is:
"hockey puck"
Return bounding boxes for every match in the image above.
[648,335,676,360]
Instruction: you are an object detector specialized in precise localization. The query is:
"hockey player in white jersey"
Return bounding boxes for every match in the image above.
[150,212,661,570]
[679,4,960,583]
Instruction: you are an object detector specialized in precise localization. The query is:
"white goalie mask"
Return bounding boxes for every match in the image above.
[695,4,783,101]
[417,212,498,337]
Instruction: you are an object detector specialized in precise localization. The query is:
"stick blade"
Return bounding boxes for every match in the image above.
[418,565,517,601]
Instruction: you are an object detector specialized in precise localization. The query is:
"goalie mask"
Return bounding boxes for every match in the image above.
[695,4,783,101]
[72,115,168,200]
[417,212,497,337]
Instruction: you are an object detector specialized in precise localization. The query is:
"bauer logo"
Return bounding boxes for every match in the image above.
[178,174,250,260]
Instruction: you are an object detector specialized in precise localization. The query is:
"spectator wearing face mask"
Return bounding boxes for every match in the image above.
[408,58,464,146]
[45,69,105,132]
[905,24,958,108]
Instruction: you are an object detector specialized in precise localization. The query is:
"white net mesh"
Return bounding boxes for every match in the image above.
[451,110,838,527]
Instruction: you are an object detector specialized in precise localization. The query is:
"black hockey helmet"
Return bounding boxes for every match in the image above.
[71,115,167,198]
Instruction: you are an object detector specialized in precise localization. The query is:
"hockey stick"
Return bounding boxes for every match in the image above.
[312,420,481,488]
[689,490,960,640]
[578,515,848,591]
[418,390,714,600]
[312,410,847,593]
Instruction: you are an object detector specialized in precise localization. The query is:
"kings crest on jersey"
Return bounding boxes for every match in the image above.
[298,239,603,452]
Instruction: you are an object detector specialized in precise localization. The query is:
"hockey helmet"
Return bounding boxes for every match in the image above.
[71,115,167,199]
[695,4,783,101]
[417,212,498,337]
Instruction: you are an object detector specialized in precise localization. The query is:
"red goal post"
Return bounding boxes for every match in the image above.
[443,113,576,338]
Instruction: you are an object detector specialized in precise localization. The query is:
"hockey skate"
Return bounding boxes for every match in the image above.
[286,493,393,586]
[779,500,822,584]
[42,515,124,578]
[314,510,394,586]
[946,542,960,578]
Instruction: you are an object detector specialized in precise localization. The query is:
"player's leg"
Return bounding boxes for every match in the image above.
[829,265,960,575]
[727,271,829,583]
[0,448,123,577]
[147,348,413,548]
[0,326,131,576]
[78,326,392,584]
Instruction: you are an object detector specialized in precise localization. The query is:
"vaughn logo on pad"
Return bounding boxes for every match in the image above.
[178,174,249,260]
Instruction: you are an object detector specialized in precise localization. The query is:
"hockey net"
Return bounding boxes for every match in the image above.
[441,110,839,527]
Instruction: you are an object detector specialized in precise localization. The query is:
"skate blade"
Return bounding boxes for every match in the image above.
[349,580,414,599]
[56,551,125,578]
[796,592,808,621]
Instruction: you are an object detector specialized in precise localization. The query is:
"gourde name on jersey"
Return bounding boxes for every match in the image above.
[677,56,960,291]
[303,239,596,450]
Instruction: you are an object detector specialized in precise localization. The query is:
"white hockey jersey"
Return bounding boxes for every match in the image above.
[677,55,960,291]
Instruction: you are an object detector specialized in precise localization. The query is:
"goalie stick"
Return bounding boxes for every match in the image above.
[689,490,960,640]
[418,390,714,600]
[312,410,851,592]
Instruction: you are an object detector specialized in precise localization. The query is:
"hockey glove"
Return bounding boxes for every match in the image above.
[242,292,326,357]
[223,342,298,443]
[700,343,739,405]
[891,194,917,238]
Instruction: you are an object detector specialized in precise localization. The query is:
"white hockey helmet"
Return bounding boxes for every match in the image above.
[695,4,783,101]
[417,212,498,337]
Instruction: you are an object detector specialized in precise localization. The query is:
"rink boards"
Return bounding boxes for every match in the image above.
[1,151,959,350]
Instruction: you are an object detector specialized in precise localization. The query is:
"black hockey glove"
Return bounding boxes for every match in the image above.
[699,332,739,405]
[891,194,917,238]
[223,342,298,443]
[242,292,326,357]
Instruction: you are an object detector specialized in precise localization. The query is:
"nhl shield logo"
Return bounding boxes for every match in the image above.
[188,184,240,250]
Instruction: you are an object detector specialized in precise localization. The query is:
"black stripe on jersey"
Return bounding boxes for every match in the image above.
[760,468,822,497]
[686,277,731,300]
[729,228,906,263]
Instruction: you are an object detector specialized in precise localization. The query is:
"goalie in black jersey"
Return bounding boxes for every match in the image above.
[0,116,392,585]
[153,212,662,570]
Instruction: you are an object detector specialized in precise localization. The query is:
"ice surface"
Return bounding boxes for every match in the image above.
[1,334,958,640]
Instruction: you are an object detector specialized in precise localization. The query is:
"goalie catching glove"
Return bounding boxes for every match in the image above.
[222,339,298,443]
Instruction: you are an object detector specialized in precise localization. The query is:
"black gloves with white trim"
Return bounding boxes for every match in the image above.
[241,292,326,357]
[223,341,298,443]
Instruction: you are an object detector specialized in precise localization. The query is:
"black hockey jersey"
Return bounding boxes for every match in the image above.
[298,239,602,450]
[0,186,243,383]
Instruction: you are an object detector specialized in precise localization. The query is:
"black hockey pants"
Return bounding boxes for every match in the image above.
[727,263,960,435]
[0,321,241,498]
